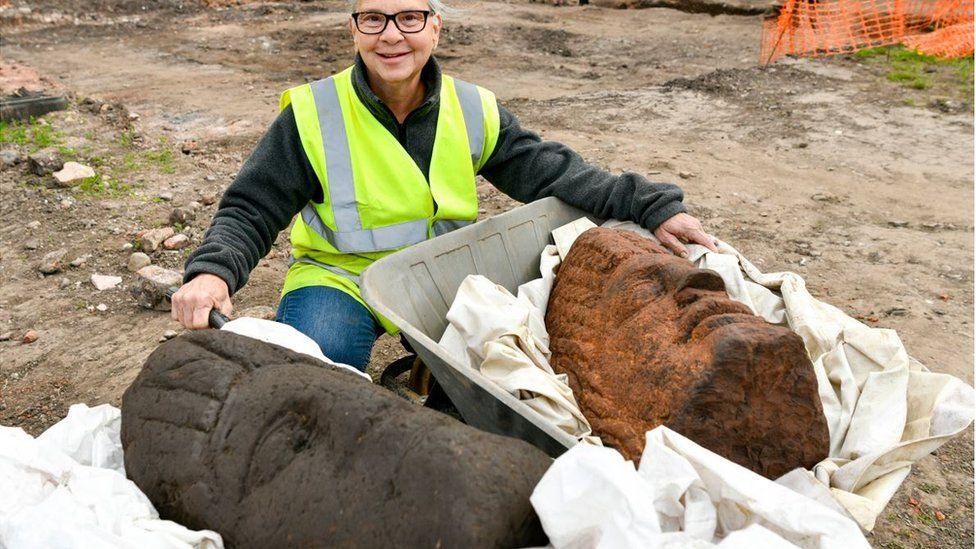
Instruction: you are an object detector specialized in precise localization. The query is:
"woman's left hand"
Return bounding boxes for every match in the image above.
[653,212,717,258]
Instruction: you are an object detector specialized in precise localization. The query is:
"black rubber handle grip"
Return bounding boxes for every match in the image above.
[164,287,230,329]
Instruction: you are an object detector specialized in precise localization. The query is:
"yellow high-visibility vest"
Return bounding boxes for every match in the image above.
[279,66,500,333]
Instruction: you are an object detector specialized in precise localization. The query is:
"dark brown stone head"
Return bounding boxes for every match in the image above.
[121,330,551,547]
[546,227,830,478]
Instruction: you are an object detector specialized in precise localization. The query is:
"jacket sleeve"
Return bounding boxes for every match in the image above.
[182,105,321,295]
[477,103,686,232]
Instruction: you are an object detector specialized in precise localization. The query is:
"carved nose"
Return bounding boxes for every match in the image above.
[676,268,725,292]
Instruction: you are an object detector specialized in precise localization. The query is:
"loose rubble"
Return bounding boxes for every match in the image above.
[127,252,152,272]
[91,274,123,291]
[139,227,175,253]
[132,265,182,310]
[52,162,95,187]
[38,248,68,274]
[162,234,190,250]
[27,147,63,176]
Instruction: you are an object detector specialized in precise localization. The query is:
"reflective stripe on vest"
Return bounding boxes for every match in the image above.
[289,254,361,285]
[303,76,486,254]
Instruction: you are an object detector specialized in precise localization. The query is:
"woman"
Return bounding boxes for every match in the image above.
[172,0,716,371]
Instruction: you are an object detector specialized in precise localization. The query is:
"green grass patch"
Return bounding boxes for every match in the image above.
[143,148,176,174]
[117,130,134,147]
[58,146,78,160]
[855,45,973,98]
[0,117,63,150]
[0,121,29,144]
[78,174,134,197]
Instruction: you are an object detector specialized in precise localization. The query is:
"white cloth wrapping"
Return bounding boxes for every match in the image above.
[531,427,870,548]
[222,317,370,381]
[440,250,601,444]
[438,216,975,543]
[0,403,223,549]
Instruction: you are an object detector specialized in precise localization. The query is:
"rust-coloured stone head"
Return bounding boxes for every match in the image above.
[546,227,830,479]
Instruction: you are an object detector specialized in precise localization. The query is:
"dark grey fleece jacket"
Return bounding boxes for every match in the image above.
[184,56,686,294]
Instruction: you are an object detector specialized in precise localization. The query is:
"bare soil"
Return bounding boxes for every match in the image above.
[1,1,972,546]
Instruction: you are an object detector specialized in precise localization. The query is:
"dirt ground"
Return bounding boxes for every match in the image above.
[1,0,972,546]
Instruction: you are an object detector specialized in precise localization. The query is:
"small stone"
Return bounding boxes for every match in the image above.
[200,194,217,206]
[132,265,183,310]
[180,140,199,154]
[0,332,12,341]
[121,242,134,251]
[886,307,909,317]
[26,220,41,230]
[140,227,175,252]
[22,330,38,344]
[920,222,942,231]
[59,277,71,289]
[185,201,202,211]
[52,162,96,187]
[24,239,40,251]
[128,252,152,272]
[69,254,91,268]
[794,142,808,149]
[678,171,696,179]
[163,234,190,250]
[935,510,946,521]
[810,192,838,202]
[38,248,68,274]
[0,149,21,167]
[96,303,108,312]
[169,207,194,225]
[158,192,174,202]
[887,220,909,228]
[91,274,123,291]
[60,197,76,209]
[28,147,63,176]
[204,175,216,182]
[162,329,178,340]
[237,305,276,320]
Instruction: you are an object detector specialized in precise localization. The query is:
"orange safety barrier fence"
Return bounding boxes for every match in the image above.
[760,0,974,64]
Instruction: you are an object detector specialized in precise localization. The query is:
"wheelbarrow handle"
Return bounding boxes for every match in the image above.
[164,287,230,329]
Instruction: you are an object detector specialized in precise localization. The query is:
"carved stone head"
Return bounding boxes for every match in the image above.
[546,228,830,478]
[121,330,551,547]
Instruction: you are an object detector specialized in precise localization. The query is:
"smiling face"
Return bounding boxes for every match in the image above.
[546,228,830,478]
[350,0,442,85]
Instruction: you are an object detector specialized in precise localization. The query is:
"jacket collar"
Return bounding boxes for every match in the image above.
[351,53,441,129]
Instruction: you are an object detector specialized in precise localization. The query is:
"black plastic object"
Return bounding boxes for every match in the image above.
[0,92,68,122]
[164,287,230,329]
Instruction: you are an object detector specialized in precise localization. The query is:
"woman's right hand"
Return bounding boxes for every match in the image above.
[171,273,233,329]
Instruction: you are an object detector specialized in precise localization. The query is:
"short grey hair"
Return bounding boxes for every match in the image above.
[346,0,452,15]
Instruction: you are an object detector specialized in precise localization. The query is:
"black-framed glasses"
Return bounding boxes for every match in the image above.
[352,10,431,35]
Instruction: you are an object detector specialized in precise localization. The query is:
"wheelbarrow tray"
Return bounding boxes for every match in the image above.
[361,197,600,457]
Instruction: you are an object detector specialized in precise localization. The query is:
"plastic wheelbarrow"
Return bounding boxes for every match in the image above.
[360,197,600,457]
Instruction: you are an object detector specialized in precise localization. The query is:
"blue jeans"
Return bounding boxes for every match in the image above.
[275,286,384,372]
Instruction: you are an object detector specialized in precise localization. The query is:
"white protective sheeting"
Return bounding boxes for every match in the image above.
[439,246,601,444]
[438,217,975,540]
[0,403,223,549]
[531,427,870,548]
[222,317,371,381]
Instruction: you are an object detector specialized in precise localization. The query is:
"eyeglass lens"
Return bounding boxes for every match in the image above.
[356,11,428,34]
